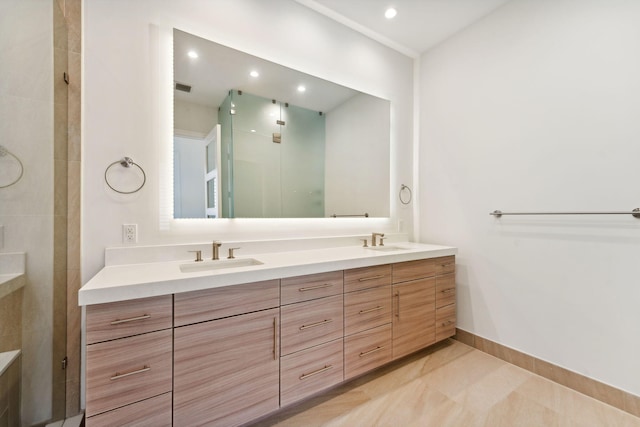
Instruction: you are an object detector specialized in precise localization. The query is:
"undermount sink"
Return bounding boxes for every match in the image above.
[365,245,409,252]
[180,258,263,273]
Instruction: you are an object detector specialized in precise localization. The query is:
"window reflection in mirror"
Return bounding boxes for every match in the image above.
[173,29,390,219]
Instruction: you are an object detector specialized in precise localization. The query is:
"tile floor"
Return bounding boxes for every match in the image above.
[253,339,640,427]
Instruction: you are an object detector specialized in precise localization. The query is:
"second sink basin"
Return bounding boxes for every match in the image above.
[180,258,263,273]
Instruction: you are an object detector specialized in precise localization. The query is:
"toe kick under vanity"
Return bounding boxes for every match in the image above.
[79,241,457,426]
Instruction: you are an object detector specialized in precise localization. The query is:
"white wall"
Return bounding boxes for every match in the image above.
[419,0,640,395]
[83,0,414,281]
[325,93,390,218]
[174,99,217,136]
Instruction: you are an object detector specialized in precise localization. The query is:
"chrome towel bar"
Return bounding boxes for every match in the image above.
[490,209,640,219]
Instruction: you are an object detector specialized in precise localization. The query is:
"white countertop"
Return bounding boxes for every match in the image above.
[0,350,20,377]
[0,252,26,300]
[79,242,457,306]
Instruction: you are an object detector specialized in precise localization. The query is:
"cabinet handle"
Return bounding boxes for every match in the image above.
[299,365,333,380]
[273,317,277,360]
[110,314,151,325]
[394,292,400,318]
[359,306,383,315]
[299,283,332,292]
[441,320,455,327]
[358,275,384,282]
[110,365,150,381]
[440,288,455,294]
[441,263,454,268]
[299,319,333,330]
[359,346,384,358]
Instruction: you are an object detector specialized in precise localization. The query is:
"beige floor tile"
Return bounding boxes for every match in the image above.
[483,391,566,427]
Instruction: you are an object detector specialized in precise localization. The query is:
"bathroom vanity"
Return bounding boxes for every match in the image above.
[80,241,456,426]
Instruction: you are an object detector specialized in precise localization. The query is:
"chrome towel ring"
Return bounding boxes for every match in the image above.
[105,157,146,194]
[0,145,24,188]
[399,184,412,205]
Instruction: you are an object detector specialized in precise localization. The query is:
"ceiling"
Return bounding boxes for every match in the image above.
[296,0,512,57]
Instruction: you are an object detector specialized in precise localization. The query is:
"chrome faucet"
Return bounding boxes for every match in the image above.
[212,241,222,260]
[371,232,385,247]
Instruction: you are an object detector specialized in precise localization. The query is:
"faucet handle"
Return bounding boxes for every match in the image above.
[228,247,240,259]
[188,250,203,262]
[379,237,387,246]
[361,239,369,248]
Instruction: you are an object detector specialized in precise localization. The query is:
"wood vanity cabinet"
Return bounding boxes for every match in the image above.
[173,279,280,427]
[84,295,173,425]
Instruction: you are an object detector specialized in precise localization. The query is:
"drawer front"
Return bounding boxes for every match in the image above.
[281,271,343,305]
[436,303,456,342]
[392,259,436,283]
[344,285,392,336]
[344,264,391,293]
[436,273,456,308]
[86,392,172,427]
[280,338,344,407]
[86,329,173,417]
[344,324,392,380]
[281,294,343,356]
[174,279,280,327]
[86,295,172,344]
[434,256,455,275]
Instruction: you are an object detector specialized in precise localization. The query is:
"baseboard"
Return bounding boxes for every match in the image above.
[453,328,640,418]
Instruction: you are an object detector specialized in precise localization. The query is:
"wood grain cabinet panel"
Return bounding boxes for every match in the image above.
[281,271,343,305]
[344,264,391,293]
[436,303,456,342]
[174,279,279,327]
[344,323,392,380]
[280,338,344,407]
[280,294,344,356]
[392,259,436,283]
[434,256,455,275]
[85,329,172,417]
[173,308,280,427]
[436,273,456,308]
[392,277,436,360]
[344,285,392,336]
[86,295,172,345]
[85,392,172,427]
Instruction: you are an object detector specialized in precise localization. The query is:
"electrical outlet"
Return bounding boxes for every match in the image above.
[122,224,137,243]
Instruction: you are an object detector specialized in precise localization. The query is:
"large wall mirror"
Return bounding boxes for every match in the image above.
[173,29,391,219]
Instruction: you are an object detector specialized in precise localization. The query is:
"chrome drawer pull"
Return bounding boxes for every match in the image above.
[440,288,455,294]
[273,317,277,360]
[299,283,332,292]
[299,319,333,330]
[358,275,384,282]
[359,346,384,358]
[359,306,383,315]
[299,365,333,380]
[441,263,454,268]
[110,365,150,381]
[110,314,151,325]
[394,292,400,318]
[441,320,455,327]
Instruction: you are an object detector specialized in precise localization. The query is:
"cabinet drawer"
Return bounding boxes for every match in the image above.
[344,324,392,380]
[86,329,172,417]
[344,285,392,336]
[85,392,172,427]
[344,264,391,293]
[434,256,455,275]
[280,338,344,407]
[174,279,279,327]
[281,271,343,305]
[436,303,456,342]
[436,273,456,308]
[86,295,172,344]
[281,294,343,356]
[392,259,436,283]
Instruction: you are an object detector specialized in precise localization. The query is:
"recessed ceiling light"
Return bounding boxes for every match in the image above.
[187,50,198,59]
[297,85,306,93]
[385,7,397,19]
[249,70,259,78]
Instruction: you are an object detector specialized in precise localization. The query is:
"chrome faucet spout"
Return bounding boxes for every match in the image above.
[371,232,385,247]
[212,241,222,260]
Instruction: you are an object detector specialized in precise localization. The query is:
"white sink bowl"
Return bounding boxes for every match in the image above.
[180,258,263,273]
[365,245,409,252]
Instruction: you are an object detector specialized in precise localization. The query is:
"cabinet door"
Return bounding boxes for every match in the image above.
[174,308,280,427]
[392,278,436,360]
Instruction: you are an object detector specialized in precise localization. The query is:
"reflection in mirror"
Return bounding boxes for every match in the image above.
[173,29,390,219]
